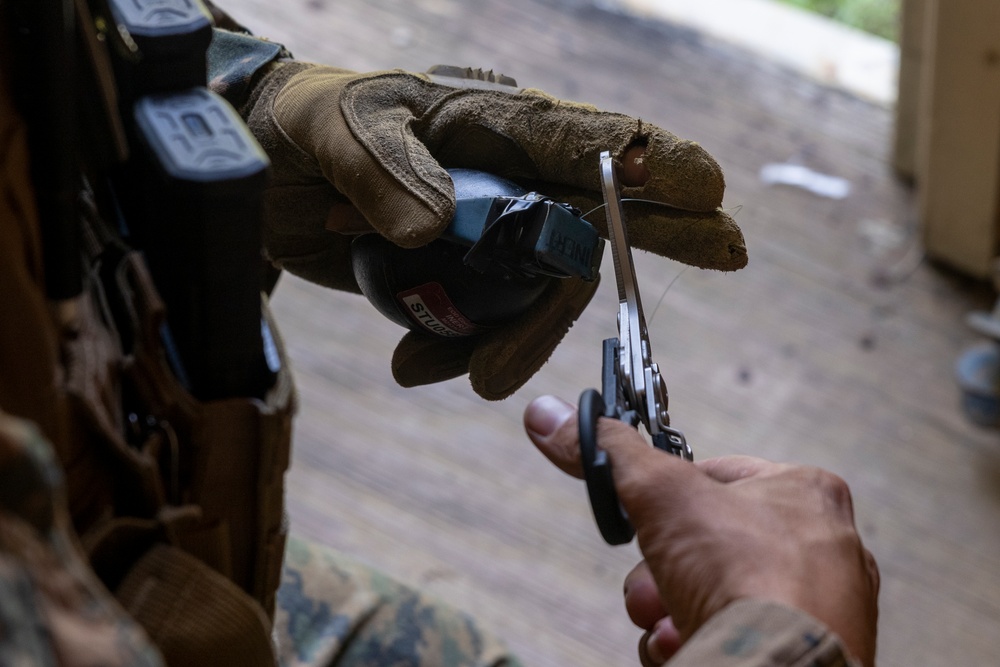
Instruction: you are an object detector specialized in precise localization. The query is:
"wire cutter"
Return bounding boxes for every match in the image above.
[578,151,693,545]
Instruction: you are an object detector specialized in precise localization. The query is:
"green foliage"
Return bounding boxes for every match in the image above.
[779,0,900,41]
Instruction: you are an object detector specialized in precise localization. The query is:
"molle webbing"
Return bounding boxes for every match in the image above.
[70,207,294,664]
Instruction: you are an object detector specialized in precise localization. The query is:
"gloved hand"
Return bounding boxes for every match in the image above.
[242,60,747,399]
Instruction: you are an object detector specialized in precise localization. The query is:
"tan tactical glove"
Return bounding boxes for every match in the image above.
[244,62,747,400]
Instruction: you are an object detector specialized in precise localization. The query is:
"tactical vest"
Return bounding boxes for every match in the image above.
[1,1,292,664]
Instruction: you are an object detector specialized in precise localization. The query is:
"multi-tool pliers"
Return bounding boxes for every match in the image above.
[578,151,694,545]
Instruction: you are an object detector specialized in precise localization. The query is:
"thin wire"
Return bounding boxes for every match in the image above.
[580,198,681,223]
[648,266,689,325]
[582,198,692,324]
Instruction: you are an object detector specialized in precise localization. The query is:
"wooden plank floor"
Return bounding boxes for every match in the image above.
[223,1,1000,665]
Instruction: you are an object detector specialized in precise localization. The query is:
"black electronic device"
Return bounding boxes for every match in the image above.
[351,169,604,338]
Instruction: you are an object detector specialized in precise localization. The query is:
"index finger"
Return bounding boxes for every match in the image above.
[419,84,725,213]
[593,418,702,523]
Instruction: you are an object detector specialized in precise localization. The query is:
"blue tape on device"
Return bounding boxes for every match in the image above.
[350,168,605,339]
[443,168,604,281]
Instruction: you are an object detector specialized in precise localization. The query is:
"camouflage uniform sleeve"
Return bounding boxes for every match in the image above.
[0,412,164,667]
[274,535,522,667]
[668,599,862,667]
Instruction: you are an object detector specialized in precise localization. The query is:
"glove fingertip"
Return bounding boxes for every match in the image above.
[391,332,474,388]
[371,197,456,249]
[628,207,748,272]
[469,277,600,401]
[638,137,726,212]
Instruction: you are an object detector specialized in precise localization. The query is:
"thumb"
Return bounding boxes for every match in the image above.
[272,67,456,247]
[391,332,475,388]
[524,395,586,478]
[524,395,696,500]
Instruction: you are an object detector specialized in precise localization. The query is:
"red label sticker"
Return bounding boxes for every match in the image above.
[397,282,482,337]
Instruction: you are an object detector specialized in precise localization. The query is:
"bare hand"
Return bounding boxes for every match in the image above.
[524,396,879,666]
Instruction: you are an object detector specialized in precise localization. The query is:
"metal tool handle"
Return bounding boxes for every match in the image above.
[580,353,692,546]
[579,387,636,545]
[579,382,691,545]
[579,338,638,544]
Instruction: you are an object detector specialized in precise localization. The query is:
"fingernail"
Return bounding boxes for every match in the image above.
[646,628,667,666]
[621,144,650,187]
[525,396,575,437]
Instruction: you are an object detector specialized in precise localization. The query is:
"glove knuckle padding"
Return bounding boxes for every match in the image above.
[275,68,456,248]
[339,73,459,246]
